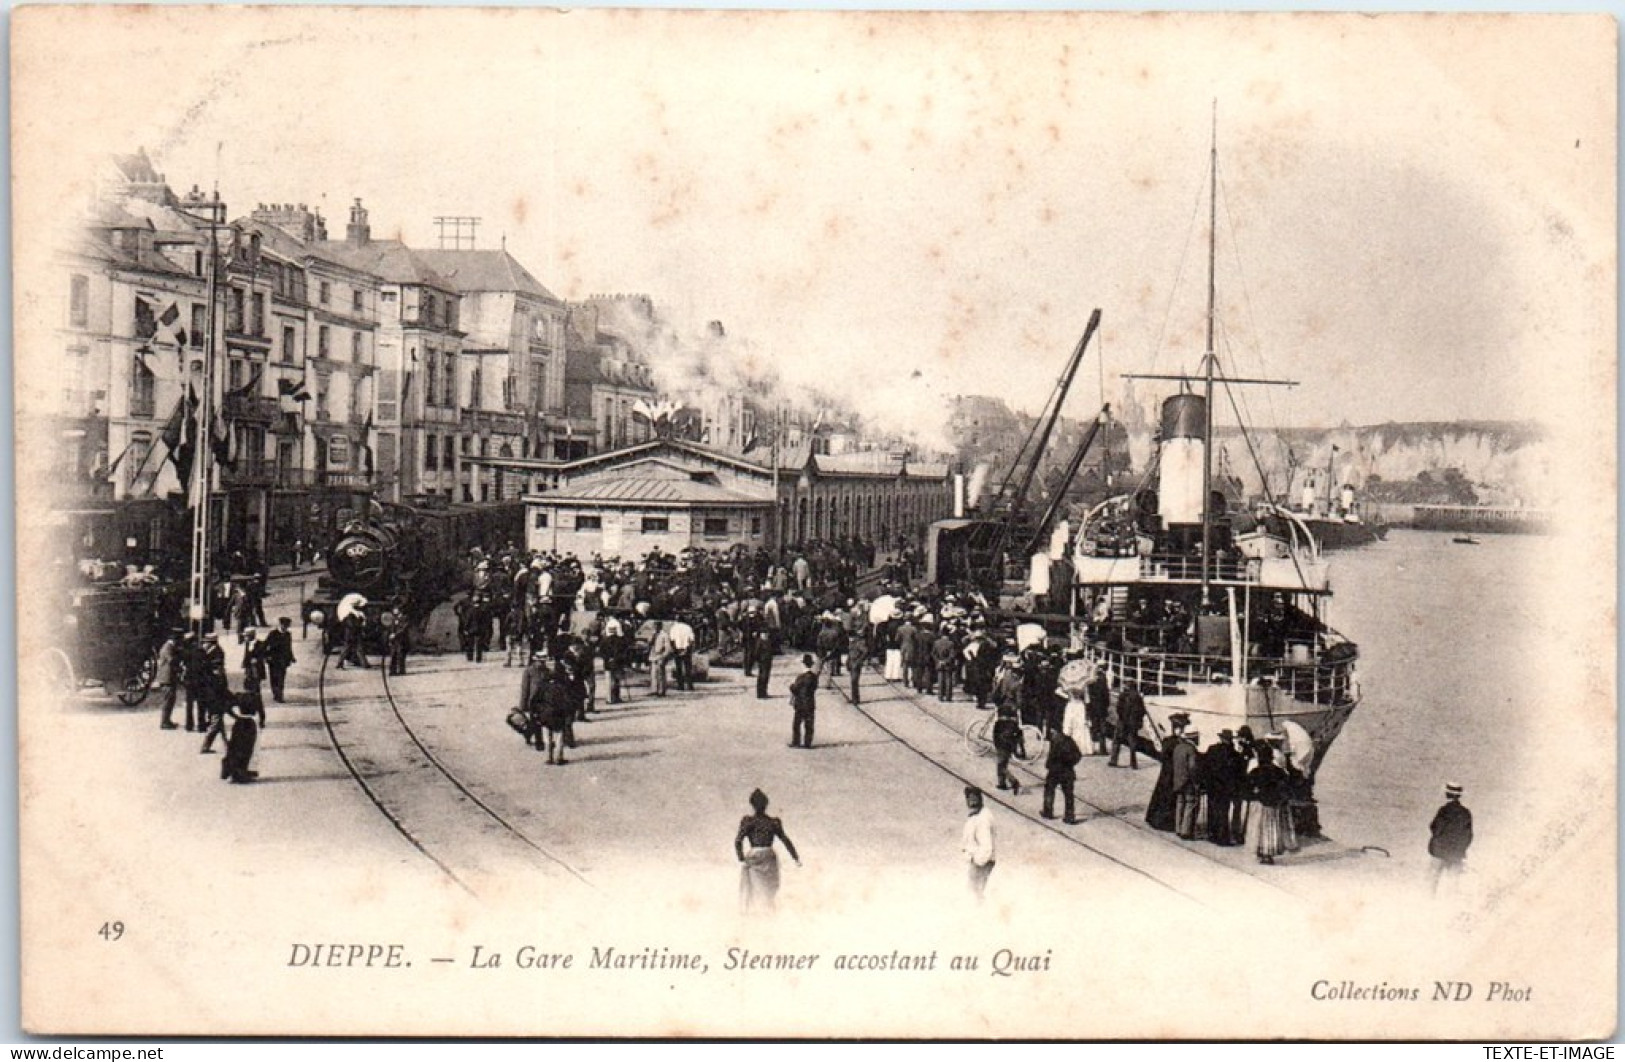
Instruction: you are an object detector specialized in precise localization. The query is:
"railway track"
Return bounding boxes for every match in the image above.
[313,621,1305,906]
[316,653,593,898]
[836,667,1299,907]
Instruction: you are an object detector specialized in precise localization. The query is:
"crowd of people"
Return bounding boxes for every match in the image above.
[115,521,1476,909]
[150,616,295,785]
[473,538,882,757]
[1141,712,1318,864]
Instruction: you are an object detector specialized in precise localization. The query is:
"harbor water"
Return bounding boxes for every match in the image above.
[1309,528,1557,877]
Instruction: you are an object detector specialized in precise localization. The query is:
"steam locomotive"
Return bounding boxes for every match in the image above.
[302,499,525,635]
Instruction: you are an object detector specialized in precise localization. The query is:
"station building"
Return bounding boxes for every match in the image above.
[507,437,953,558]
[523,459,773,556]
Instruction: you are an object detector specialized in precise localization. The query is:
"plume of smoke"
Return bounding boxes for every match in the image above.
[966,462,990,509]
[582,294,953,454]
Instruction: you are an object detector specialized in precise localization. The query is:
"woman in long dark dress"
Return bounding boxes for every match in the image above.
[734,789,800,912]
[1144,713,1189,832]
[1246,744,1290,864]
[221,690,265,784]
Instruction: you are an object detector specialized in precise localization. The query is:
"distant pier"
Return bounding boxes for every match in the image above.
[1407,504,1552,535]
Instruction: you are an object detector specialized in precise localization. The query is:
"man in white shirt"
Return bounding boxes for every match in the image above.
[667,619,696,691]
[961,787,996,902]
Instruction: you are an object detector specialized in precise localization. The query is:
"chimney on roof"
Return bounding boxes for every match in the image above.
[347,198,371,246]
[251,201,327,244]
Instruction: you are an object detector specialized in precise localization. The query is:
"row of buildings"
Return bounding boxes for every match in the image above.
[46,150,952,570]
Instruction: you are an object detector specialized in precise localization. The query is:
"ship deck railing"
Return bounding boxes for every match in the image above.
[1081,641,1357,707]
[1073,549,1331,593]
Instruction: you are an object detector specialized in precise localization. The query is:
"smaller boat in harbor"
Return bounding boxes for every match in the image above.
[1286,466,1388,551]
[1452,535,1480,546]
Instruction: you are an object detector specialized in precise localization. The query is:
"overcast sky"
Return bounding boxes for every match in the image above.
[15,9,1614,440]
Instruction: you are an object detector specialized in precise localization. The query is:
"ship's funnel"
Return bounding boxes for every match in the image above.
[1159,394,1207,527]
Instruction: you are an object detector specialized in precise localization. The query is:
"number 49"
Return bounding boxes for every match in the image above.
[98,922,124,941]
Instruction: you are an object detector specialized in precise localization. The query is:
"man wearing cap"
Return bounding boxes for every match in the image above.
[789,654,819,749]
[1428,784,1474,896]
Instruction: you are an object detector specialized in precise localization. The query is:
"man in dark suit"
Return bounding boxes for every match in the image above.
[846,628,869,705]
[789,654,819,749]
[1042,727,1083,823]
[753,628,776,700]
[932,627,960,702]
[1084,666,1112,755]
[196,634,232,755]
[264,617,296,703]
[1202,729,1246,846]
[1428,784,1474,896]
[1108,680,1146,769]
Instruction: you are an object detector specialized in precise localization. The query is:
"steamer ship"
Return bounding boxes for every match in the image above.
[1069,125,1361,779]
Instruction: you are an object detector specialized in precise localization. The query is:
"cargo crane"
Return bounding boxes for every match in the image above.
[927,309,1110,593]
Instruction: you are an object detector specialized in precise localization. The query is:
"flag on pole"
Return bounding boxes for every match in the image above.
[211,406,235,473]
[160,386,200,488]
[156,301,187,347]
[224,363,264,402]
[96,439,136,483]
[277,377,312,403]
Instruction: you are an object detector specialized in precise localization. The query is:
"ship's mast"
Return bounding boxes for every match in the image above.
[1324,444,1339,515]
[1200,105,1218,606]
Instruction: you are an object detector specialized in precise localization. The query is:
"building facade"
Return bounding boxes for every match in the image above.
[415,248,571,499]
[493,438,952,557]
[523,459,772,557]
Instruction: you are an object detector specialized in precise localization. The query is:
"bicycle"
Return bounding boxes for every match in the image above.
[963,713,1047,764]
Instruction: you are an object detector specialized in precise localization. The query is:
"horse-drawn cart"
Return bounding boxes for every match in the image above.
[49,581,184,704]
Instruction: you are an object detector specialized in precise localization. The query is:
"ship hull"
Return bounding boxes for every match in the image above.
[1303,517,1387,550]
[1078,647,1358,778]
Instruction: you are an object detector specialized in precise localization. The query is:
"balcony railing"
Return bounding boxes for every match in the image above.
[223,393,281,422]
